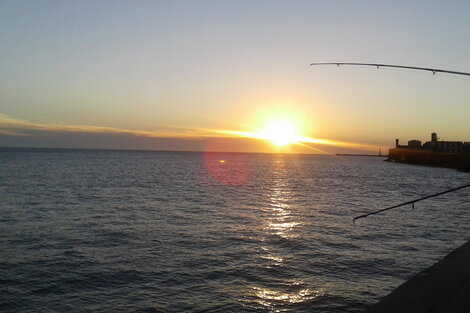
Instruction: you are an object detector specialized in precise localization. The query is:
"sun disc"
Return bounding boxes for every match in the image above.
[260,120,300,146]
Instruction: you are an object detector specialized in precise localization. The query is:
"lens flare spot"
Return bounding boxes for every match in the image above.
[203,140,249,185]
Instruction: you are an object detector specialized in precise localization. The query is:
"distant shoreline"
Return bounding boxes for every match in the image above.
[0,146,380,157]
[336,153,388,157]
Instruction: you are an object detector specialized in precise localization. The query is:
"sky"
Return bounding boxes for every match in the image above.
[1,0,469,153]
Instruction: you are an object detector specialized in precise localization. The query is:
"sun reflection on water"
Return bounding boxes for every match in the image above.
[253,286,325,305]
[242,158,324,311]
[242,283,325,312]
[265,184,302,239]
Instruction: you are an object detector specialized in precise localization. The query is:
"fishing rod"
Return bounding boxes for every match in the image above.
[353,183,470,223]
[309,62,470,77]
[310,62,470,222]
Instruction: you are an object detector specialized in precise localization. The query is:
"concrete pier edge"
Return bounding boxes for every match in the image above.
[366,239,470,313]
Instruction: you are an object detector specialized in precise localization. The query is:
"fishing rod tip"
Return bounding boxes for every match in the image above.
[353,215,368,224]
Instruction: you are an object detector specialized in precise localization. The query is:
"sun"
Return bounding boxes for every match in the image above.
[259,120,301,146]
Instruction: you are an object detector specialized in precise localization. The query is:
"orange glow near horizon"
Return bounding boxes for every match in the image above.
[216,116,377,152]
[209,105,380,152]
[1,112,380,153]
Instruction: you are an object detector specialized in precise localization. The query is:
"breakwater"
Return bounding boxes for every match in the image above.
[388,148,470,172]
[367,239,470,313]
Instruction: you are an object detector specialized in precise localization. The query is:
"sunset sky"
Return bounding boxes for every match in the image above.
[1,1,469,153]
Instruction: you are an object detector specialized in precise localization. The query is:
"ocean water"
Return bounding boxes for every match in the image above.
[1,148,469,313]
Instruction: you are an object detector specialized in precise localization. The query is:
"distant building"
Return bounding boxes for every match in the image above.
[464,142,470,153]
[436,141,462,153]
[422,132,463,153]
[396,132,466,154]
[395,138,421,149]
[389,133,470,171]
[408,140,422,148]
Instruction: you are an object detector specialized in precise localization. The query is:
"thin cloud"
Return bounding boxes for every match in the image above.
[0,114,215,139]
[0,114,378,152]
[0,129,26,136]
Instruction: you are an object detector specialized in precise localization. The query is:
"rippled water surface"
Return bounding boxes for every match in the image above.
[1,148,469,312]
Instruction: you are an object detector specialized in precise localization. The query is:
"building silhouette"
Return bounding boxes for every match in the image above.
[395,132,470,154]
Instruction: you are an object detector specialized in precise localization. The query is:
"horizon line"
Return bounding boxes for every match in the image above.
[0,145,390,156]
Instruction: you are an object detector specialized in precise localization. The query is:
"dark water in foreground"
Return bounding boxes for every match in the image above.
[1,148,469,312]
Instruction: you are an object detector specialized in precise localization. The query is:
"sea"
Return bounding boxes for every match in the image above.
[1,147,469,313]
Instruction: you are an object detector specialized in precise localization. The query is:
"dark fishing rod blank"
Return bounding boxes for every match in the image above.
[310,62,470,77]
[353,183,470,223]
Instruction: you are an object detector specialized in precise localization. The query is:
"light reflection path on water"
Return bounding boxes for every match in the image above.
[3,150,468,312]
[244,158,324,312]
